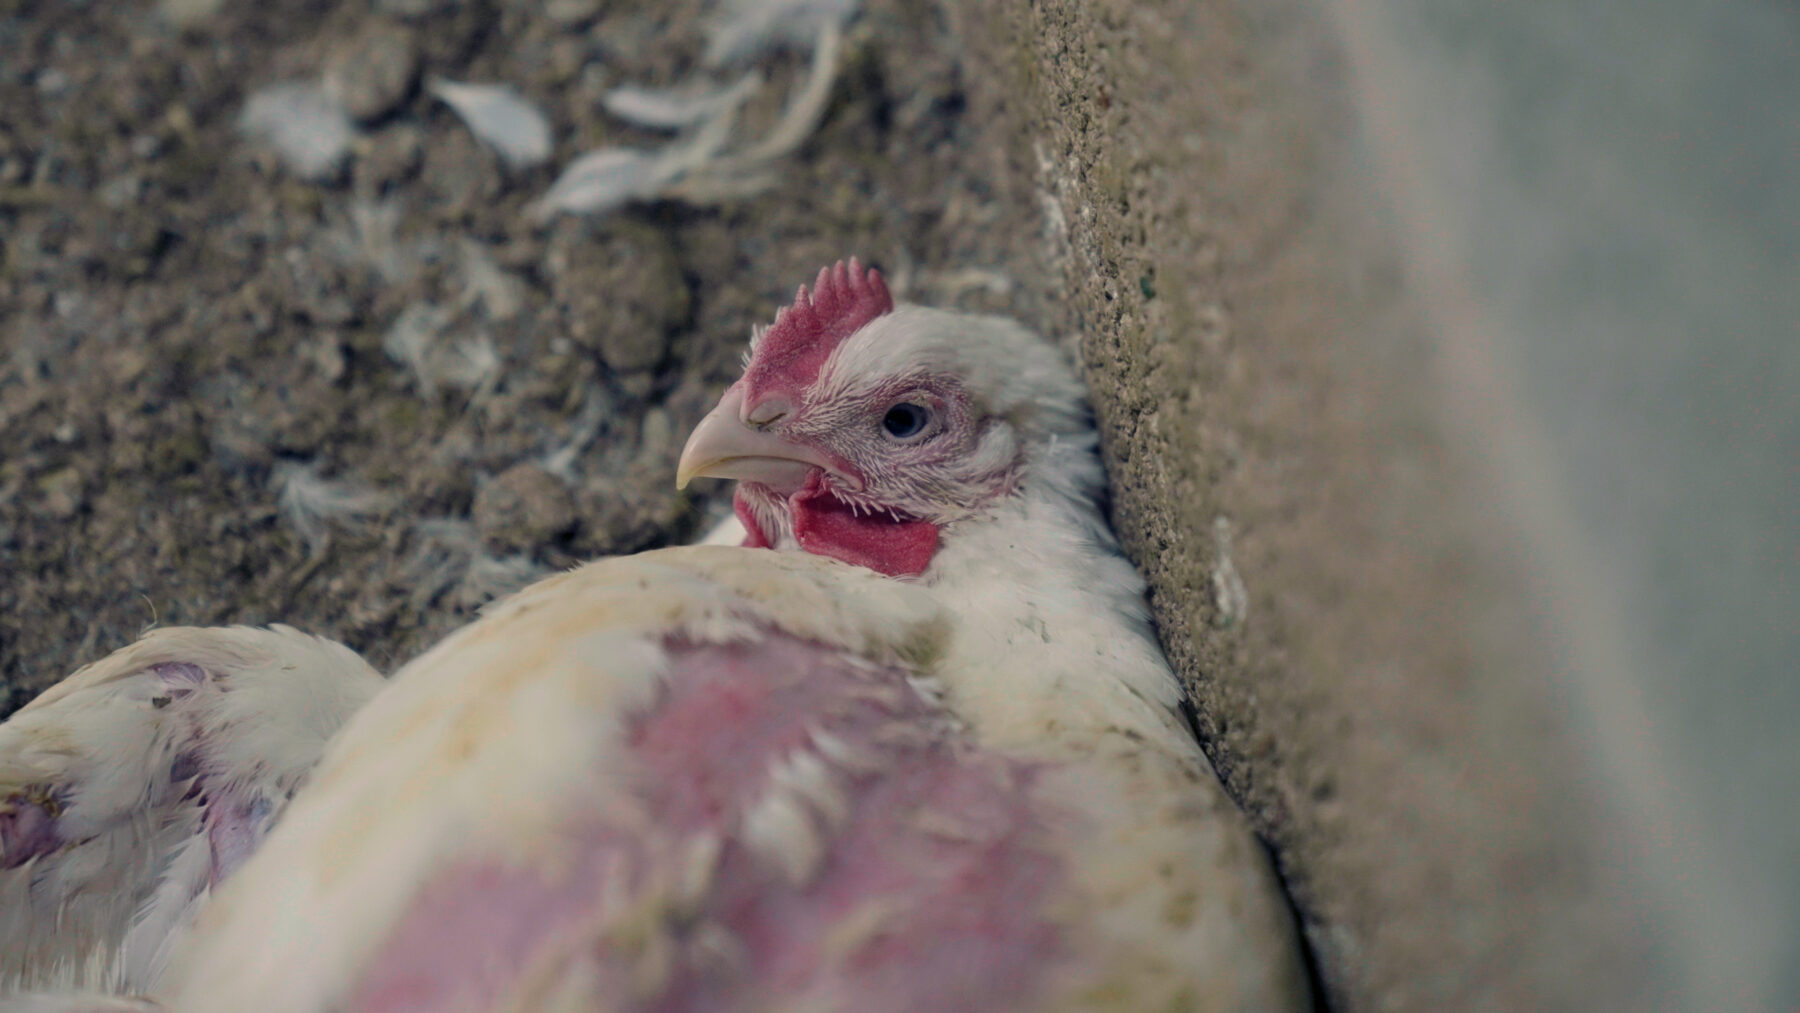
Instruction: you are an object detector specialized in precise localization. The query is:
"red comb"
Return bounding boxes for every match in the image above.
[742,258,893,403]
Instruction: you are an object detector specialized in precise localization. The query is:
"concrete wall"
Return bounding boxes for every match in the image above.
[963,0,1796,1007]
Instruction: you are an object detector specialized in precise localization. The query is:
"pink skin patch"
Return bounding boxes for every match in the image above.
[346,633,1073,1013]
[1,663,219,871]
[0,792,63,869]
[146,662,280,887]
[0,660,283,896]
[203,789,274,888]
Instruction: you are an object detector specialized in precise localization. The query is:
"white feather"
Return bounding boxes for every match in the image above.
[272,462,391,556]
[427,79,553,169]
[380,301,451,392]
[671,21,843,205]
[237,82,354,181]
[603,73,761,130]
[709,22,839,168]
[455,240,525,323]
[539,392,614,484]
[696,513,748,546]
[540,13,844,219]
[530,106,737,221]
[741,780,823,887]
[380,302,503,398]
[528,147,674,219]
[703,0,859,67]
[399,518,546,611]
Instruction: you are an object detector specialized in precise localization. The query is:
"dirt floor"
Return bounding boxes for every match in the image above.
[0,0,1046,701]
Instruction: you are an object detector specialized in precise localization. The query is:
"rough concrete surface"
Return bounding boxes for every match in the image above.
[961,0,1677,1008]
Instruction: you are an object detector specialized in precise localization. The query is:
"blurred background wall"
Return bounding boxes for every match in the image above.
[1339,0,1798,1004]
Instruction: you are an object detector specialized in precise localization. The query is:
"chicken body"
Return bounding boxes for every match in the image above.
[160,544,1302,1011]
[153,261,1306,1011]
[9,261,1306,1011]
[0,627,383,996]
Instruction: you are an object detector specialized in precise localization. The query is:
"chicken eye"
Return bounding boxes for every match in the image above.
[881,403,930,440]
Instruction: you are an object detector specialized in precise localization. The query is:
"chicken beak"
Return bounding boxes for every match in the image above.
[676,387,835,492]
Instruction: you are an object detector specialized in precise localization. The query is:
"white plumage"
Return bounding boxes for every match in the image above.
[0,627,382,997]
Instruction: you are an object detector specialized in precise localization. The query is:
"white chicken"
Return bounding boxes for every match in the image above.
[0,627,382,997]
[5,260,1307,1011]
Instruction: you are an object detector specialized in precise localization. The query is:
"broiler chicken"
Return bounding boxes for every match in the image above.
[7,260,1307,1011]
[0,627,383,997]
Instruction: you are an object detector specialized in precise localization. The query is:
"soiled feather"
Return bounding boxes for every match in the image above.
[237,82,354,180]
[380,303,501,398]
[674,21,841,204]
[381,302,452,393]
[455,240,525,323]
[703,0,859,66]
[272,463,391,556]
[545,11,844,217]
[602,72,761,131]
[528,148,672,219]
[400,518,545,611]
[530,108,735,220]
[427,79,552,169]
